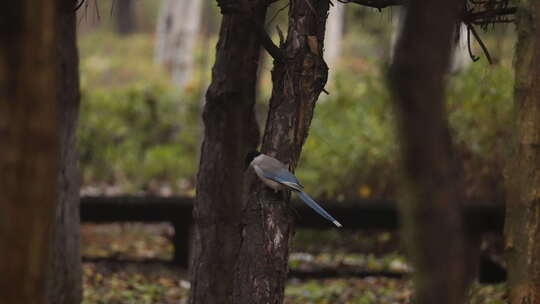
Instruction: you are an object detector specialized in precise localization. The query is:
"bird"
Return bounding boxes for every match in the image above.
[245,151,342,228]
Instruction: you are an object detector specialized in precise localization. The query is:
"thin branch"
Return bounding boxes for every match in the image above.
[463,7,517,23]
[74,0,86,11]
[218,0,286,61]
[471,18,515,25]
[466,25,480,62]
[276,25,285,46]
[339,0,514,66]
[265,0,284,5]
[466,23,493,64]
[469,0,490,4]
[249,16,287,61]
[338,0,517,26]
[265,2,289,28]
[303,0,319,16]
[336,0,404,9]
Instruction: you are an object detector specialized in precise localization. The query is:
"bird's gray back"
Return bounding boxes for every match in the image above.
[253,154,287,172]
[252,154,302,188]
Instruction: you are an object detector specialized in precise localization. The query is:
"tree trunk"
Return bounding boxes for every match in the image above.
[45,1,83,303]
[504,2,540,302]
[232,1,330,303]
[155,0,202,88]
[188,5,267,304]
[388,1,469,304]
[324,1,344,66]
[450,24,471,72]
[115,0,136,35]
[390,7,470,72]
[324,1,344,87]
[76,0,100,34]
[0,2,59,304]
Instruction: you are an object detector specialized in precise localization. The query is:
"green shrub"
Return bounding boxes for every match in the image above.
[78,83,200,192]
[297,61,514,199]
[77,28,514,197]
[447,62,514,157]
[297,64,397,199]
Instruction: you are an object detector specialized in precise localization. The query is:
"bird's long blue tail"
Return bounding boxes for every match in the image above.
[296,191,342,227]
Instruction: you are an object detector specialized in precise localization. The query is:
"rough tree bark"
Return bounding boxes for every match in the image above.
[45,1,83,303]
[0,2,59,304]
[504,1,540,302]
[188,4,267,304]
[388,0,469,304]
[232,1,330,303]
[155,0,203,88]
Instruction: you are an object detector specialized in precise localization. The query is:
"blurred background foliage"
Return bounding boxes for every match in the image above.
[77,2,514,302]
[77,2,515,202]
[78,29,204,194]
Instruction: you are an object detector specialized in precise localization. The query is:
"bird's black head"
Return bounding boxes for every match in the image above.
[244,151,261,170]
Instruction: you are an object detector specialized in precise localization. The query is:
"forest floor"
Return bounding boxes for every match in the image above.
[81,223,506,304]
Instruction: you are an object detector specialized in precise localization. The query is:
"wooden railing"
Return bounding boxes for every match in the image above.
[80,196,506,281]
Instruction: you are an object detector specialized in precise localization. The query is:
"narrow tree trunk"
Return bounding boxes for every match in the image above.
[188,5,267,304]
[76,0,100,33]
[324,2,344,66]
[504,2,540,302]
[0,2,59,304]
[388,1,469,304]
[155,0,202,88]
[450,24,471,72]
[232,1,330,303]
[115,0,136,35]
[324,1,344,87]
[46,1,82,303]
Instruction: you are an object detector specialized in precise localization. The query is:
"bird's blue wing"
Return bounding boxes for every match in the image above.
[255,154,302,189]
[297,191,342,227]
[261,168,303,190]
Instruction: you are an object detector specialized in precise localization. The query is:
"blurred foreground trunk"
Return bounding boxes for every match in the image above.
[232,0,330,303]
[115,0,136,35]
[390,7,470,72]
[188,3,267,304]
[0,2,59,304]
[388,1,469,304]
[45,1,83,303]
[155,0,202,88]
[504,1,540,302]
